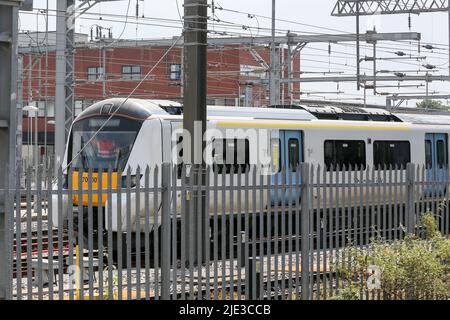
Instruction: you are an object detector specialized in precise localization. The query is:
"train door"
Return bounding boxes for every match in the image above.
[270,130,303,205]
[425,133,448,196]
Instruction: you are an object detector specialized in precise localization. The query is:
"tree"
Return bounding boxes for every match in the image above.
[416,100,448,110]
[333,213,450,300]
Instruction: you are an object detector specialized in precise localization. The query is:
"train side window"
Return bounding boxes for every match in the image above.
[425,140,432,169]
[288,138,300,172]
[212,139,250,174]
[436,140,447,168]
[373,141,410,169]
[324,140,366,171]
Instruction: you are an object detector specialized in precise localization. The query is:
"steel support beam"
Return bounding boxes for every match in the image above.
[0,0,20,301]
[208,31,421,45]
[332,0,449,16]
[19,32,422,54]
[387,94,450,100]
[17,55,23,174]
[332,1,450,89]
[55,0,74,170]
[249,74,450,84]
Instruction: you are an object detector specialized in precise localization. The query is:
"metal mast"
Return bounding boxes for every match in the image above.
[55,0,75,170]
[55,0,122,171]
[332,0,450,87]
[0,0,20,301]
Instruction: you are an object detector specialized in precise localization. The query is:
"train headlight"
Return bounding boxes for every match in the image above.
[121,174,142,188]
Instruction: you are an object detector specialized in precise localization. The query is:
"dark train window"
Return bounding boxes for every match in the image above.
[288,138,300,172]
[437,140,447,168]
[324,140,366,171]
[373,141,411,169]
[425,140,432,169]
[212,139,250,174]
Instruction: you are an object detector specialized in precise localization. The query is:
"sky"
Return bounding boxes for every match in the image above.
[18,0,450,107]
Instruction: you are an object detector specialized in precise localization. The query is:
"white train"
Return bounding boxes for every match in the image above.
[52,98,450,245]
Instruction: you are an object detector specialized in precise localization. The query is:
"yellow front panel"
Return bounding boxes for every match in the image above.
[72,171,118,207]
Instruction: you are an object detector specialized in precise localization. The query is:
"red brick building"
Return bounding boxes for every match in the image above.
[19,33,301,165]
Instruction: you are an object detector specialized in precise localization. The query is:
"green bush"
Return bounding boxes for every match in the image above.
[333,212,450,300]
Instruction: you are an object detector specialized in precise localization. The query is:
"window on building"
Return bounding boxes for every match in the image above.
[169,64,181,81]
[87,66,104,81]
[122,65,141,80]
[225,99,236,106]
[212,139,250,174]
[373,141,411,169]
[74,100,84,116]
[47,102,55,117]
[324,140,366,171]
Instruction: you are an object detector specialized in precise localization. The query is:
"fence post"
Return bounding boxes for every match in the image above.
[0,164,13,301]
[161,163,171,300]
[406,163,415,235]
[240,231,246,268]
[300,163,310,300]
[248,256,261,300]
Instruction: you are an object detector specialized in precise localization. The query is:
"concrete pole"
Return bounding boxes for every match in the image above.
[356,0,361,91]
[287,33,293,105]
[183,0,208,266]
[269,0,280,105]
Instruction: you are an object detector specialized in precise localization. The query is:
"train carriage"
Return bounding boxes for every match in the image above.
[52,98,450,254]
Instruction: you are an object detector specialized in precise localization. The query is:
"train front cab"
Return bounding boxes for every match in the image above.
[64,113,145,251]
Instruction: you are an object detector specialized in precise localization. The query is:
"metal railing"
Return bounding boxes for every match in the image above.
[1,163,449,300]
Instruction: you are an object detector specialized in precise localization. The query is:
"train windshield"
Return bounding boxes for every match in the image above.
[69,117,143,171]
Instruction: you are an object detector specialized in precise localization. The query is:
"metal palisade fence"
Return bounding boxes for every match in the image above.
[1,163,449,300]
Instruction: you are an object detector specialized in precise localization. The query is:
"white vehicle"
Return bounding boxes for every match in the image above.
[52,98,450,252]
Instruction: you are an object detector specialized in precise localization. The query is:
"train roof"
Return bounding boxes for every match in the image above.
[293,105,402,122]
[77,98,450,126]
[393,113,450,125]
[75,98,170,121]
[207,106,316,121]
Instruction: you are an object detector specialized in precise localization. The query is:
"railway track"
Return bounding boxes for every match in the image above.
[13,229,69,278]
